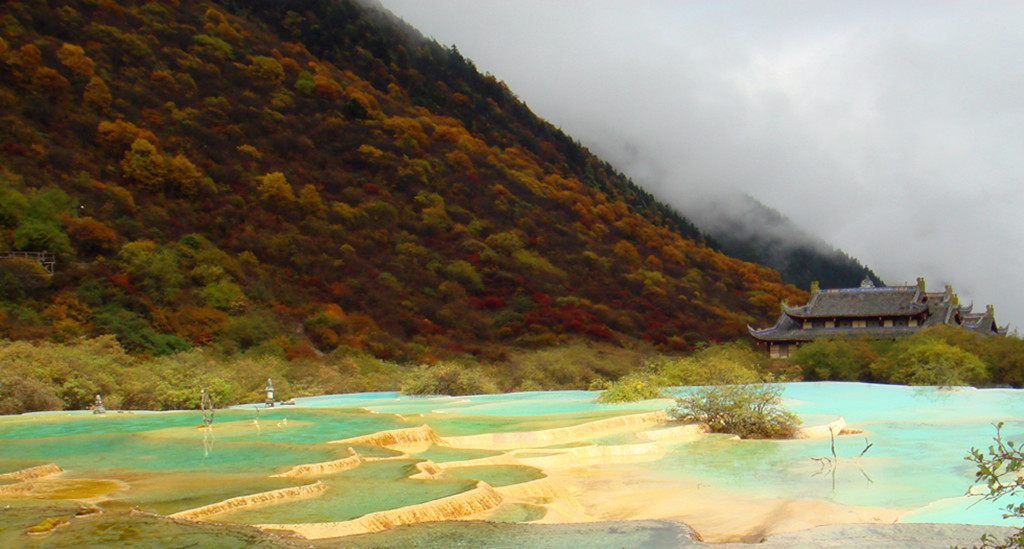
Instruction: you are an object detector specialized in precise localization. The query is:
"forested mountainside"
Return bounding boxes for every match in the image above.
[0,0,807,362]
[683,193,881,291]
[233,0,881,292]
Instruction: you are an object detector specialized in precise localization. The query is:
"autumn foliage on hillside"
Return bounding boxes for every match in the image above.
[0,0,806,362]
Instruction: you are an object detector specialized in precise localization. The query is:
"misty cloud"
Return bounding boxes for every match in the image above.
[379,0,1024,329]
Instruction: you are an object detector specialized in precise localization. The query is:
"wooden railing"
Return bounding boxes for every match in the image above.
[0,251,56,275]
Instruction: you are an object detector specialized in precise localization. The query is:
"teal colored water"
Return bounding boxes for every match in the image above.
[248,390,670,417]
[0,408,408,445]
[408,446,502,462]
[0,409,408,475]
[423,409,646,436]
[2,382,1020,531]
[487,502,548,522]
[441,464,546,486]
[251,383,1024,525]
[217,459,477,524]
[652,383,1023,525]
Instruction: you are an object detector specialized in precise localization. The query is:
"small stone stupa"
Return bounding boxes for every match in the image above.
[92,394,106,414]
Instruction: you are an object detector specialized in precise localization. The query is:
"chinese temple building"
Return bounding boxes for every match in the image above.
[749,277,1005,359]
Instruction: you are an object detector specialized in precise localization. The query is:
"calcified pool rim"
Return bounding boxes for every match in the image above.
[1,382,1021,543]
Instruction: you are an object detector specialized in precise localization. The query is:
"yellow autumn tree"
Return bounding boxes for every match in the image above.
[256,172,295,206]
[166,154,213,197]
[297,184,325,216]
[55,43,94,79]
[83,76,111,111]
[121,138,167,193]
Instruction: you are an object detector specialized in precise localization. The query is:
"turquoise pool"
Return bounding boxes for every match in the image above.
[0,382,1018,530]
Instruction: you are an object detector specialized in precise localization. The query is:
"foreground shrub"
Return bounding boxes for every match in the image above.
[959,423,1024,549]
[400,362,498,396]
[670,383,798,439]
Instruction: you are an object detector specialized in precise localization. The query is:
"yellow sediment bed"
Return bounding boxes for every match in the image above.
[0,463,63,482]
[494,477,583,511]
[328,411,671,451]
[440,410,671,450]
[157,408,861,540]
[513,441,666,469]
[165,410,710,540]
[257,481,505,539]
[271,447,409,478]
[409,453,522,480]
[793,416,847,439]
[637,422,708,442]
[0,463,65,498]
[331,424,443,448]
[169,481,327,521]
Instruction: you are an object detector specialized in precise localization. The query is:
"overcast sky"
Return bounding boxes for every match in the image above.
[378,0,1024,330]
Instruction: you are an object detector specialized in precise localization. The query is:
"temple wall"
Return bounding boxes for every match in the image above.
[169,481,327,521]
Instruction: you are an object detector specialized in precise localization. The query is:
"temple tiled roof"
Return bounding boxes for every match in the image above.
[785,286,927,319]
[749,279,1005,345]
[963,306,1007,335]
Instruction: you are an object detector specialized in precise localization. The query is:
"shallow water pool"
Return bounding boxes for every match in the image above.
[1,382,1020,535]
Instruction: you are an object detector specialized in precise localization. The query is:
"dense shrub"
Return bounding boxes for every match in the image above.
[0,373,63,414]
[872,340,987,387]
[670,383,798,439]
[0,337,407,414]
[791,326,1019,387]
[596,371,664,403]
[502,342,641,391]
[400,362,499,396]
[791,337,882,382]
[656,342,767,386]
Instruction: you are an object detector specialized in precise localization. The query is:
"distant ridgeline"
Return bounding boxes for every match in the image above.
[749,277,1006,359]
[682,194,881,291]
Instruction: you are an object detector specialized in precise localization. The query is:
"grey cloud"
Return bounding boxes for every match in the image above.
[380,0,1024,330]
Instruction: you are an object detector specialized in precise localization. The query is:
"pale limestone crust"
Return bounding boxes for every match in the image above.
[257,481,504,539]
[169,481,327,521]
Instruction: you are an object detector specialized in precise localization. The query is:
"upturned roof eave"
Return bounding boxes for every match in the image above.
[783,306,929,319]
[748,325,926,342]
